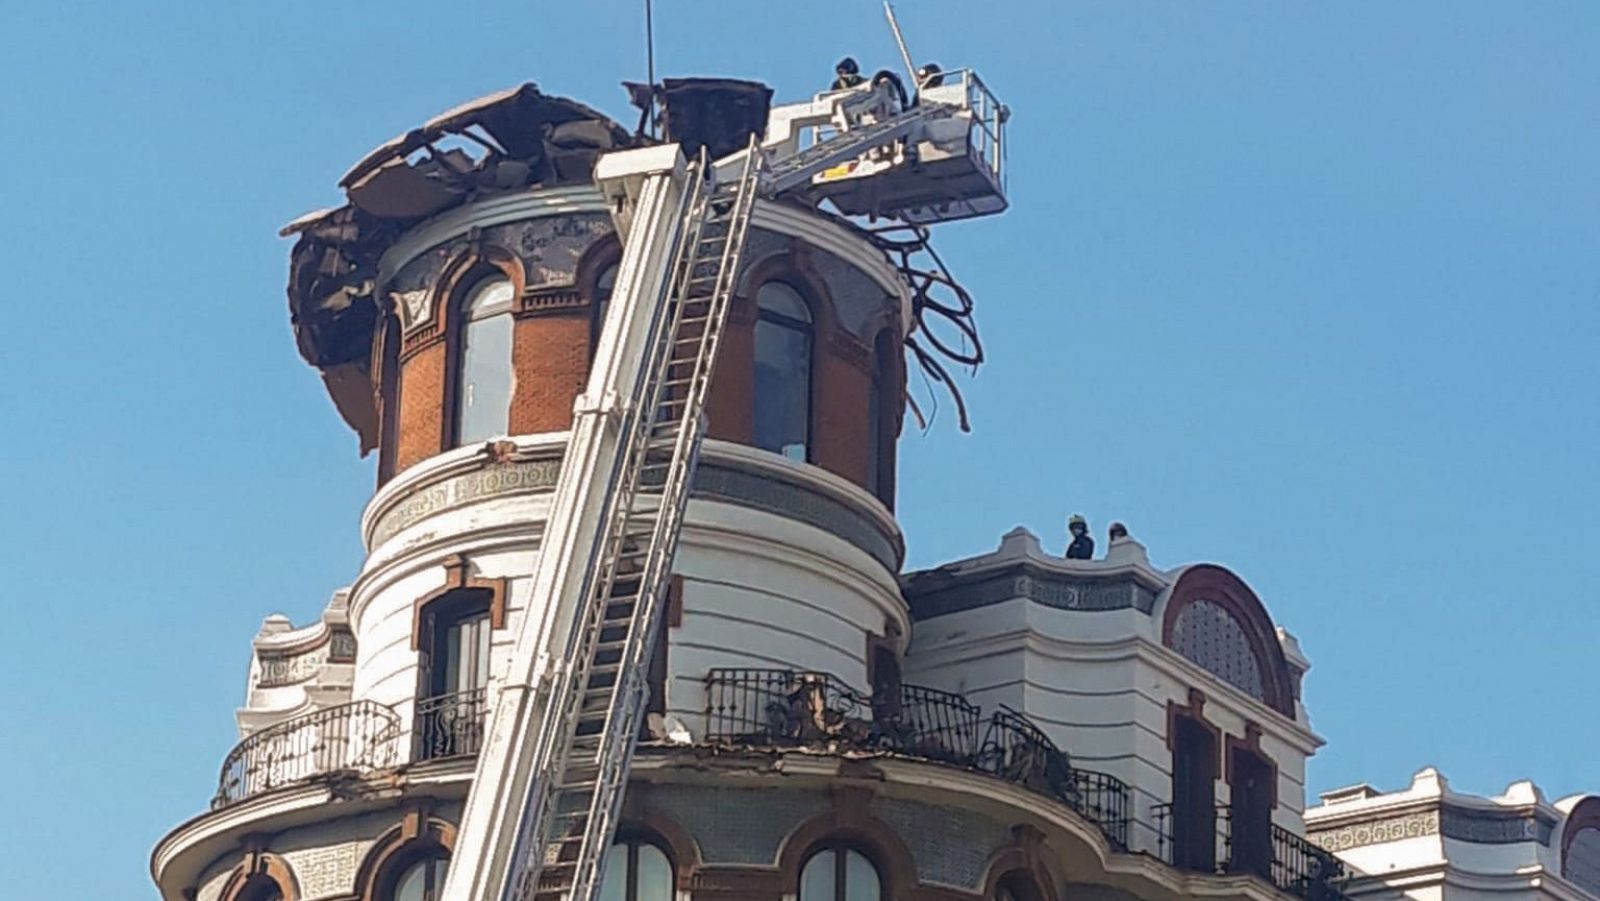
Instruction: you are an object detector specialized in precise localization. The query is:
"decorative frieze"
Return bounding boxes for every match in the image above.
[370,458,563,546]
[1310,804,1556,852]
[905,564,1158,621]
[1441,806,1555,844]
[284,841,369,900]
[1309,810,1439,852]
[257,627,357,688]
[368,454,903,570]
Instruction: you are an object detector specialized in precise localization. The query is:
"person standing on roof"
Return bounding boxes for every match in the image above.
[832,57,865,91]
[1065,515,1095,560]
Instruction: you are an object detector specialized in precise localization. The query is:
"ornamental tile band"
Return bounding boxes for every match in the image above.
[371,458,563,546]
[1309,810,1440,852]
[905,565,1157,621]
[1440,807,1556,845]
[368,454,902,570]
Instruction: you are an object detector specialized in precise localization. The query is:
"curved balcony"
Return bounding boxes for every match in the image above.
[701,668,1132,849]
[212,700,402,809]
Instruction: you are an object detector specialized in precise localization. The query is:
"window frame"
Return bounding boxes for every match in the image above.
[375,843,451,901]
[798,843,883,901]
[447,271,517,449]
[752,280,817,463]
[866,328,899,505]
[590,260,622,354]
[600,833,676,901]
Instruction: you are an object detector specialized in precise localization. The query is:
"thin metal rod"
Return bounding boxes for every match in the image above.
[883,0,918,90]
[645,0,656,139]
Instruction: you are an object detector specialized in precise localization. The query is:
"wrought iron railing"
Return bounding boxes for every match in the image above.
[413,688,489,761]
[212,700,402,808]
[703,669,1130,849]
[1153,803,1348,901]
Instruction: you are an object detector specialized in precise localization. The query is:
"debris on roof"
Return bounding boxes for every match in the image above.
[281,83,635,449]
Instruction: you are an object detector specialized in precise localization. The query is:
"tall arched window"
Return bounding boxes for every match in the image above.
[754,282,813,461]
[377,312,403,483]
[385,847,450,901]
[867,329,898,503]
[453,274,515,446]
[799,845,881,901]
[592,261,621,350]
[598,836,674,901]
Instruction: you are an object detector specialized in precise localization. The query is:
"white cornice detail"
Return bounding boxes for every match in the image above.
[375,187,911,329]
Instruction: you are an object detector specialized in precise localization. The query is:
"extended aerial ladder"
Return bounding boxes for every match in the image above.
[439,70,1008,901]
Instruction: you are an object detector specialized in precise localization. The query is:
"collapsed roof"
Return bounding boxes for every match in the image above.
[282,83,634,450]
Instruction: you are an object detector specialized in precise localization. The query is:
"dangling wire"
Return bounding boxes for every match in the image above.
[874,223,985,432]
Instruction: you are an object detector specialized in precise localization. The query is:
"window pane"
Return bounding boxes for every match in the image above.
[637,843,673,901]
[844,850,881,901]
[754,313,811,460]
[443,611,490,693]
[799,850,837,901]
[457,310,514,445]
[395,860,428,901]
[597,843,627,901]
[467,277,515,318]
[758,282,811,323]
[594,262,620,340]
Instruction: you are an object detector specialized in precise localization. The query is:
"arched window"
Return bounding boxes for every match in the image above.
[799,845,881,901]
[598,836,674,901]
[383,847,450,901]
[994,872,1045,901]
[867,329,898,503]
[1169,599,1266,702]
[453,274,515,446]
[377,312,403,483]
[754,282,814,461]
[234,876,285,901]
[592,261,621,350]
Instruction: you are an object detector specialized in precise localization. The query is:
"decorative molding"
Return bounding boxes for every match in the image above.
[1441,806,1556,844]
[903,564,1158,621]
[256,628,356,688]
[367,453,903,571]
[370,458,562,547]
[283,842,369,900]
[1309,810,1439,852]
[1309,803,1556,852]
[411,554,510,650]
[515,288,586,316]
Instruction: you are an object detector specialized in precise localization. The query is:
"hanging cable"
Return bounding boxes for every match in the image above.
[873,223,985,432]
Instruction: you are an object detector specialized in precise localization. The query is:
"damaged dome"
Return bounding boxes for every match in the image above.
[281,83,634,451]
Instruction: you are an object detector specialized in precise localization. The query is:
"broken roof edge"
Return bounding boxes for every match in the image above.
[337,82,633,190]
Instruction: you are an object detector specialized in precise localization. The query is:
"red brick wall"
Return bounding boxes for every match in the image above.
[383,261,903,501]
[395,341,445,472]
[509,312,589,434]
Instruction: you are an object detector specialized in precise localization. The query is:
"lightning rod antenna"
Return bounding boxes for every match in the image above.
[645,0,657,138]
[883,1,919,90]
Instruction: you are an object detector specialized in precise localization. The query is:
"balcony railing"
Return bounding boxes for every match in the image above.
[704,668,1131,849]
[414,688,489,761]
[1154,803,1348,901]
[212,700,402,809]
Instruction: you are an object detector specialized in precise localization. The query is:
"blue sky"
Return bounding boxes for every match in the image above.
[1,1,1597,896]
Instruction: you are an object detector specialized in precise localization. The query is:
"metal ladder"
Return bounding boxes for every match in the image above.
[453,101,960,901]
[508,145,763,901]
